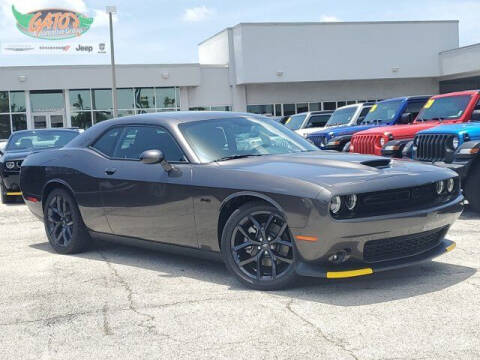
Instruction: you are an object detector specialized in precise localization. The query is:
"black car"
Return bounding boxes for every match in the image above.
[20,112,462,290]
[1,129,81,203]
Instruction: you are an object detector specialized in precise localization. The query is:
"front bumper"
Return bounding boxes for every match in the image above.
[290,194,463,278]
[295,239,456,278]
[1,171,21,195]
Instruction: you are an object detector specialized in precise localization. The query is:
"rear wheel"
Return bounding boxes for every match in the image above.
[44,188,91,254]
[221,202,297,290]
[465,165,480,212]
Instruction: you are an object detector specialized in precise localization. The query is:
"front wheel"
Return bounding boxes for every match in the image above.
[1,183,14,204]
[221,202,297,290]
[342,141,351,152]
[465,165,480,212]
[44,188,91,254]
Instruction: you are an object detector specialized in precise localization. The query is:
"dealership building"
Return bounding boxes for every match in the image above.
[1,20,480,138]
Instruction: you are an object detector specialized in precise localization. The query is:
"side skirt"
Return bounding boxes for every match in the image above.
[89,231,223,263]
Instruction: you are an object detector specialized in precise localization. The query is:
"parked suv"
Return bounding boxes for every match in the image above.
[283,111,333,137]
[350,90,480,157]
[411,113,480,211]
[308,96,429,151]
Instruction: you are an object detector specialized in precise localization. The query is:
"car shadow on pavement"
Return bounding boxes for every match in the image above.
[30,238,476,307]
[460,207,480,220]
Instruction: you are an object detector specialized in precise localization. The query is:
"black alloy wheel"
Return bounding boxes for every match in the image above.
[44,188,91,254]
[222,202,297,290]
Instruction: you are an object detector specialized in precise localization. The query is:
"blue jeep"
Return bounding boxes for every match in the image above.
[412,119,480,212]
[307,96,430,151]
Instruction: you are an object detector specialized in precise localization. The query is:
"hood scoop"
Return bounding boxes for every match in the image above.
[360,158,391,169]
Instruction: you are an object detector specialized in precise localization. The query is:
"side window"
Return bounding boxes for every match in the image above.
[113,126,187,162]
[91,127,123,157]
[306,115,329,128]
[357,107,371,124]
[472,99,480,121]
[404,102,426,118]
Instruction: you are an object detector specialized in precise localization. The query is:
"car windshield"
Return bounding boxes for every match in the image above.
[179,116,318,163]
[6,130,78,151]
[362,100,403,124]
[325,107,357,127]
[284,114,307,130]
[416,95,471,121]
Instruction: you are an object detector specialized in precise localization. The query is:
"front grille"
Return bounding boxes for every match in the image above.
[363,227,447,263]
[308,134,328,148]
[332,179,460,219]
[351,134,380,154]
[415,134,453,162]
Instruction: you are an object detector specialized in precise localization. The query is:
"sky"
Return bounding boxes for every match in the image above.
[0,0,479,66]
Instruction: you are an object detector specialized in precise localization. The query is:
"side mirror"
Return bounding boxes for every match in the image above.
[399,113,413,124]
[139,149,174,172]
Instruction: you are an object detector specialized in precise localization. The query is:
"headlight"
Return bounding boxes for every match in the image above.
[345,194,357,210]
[380,138,385,146]
[5,161,15,169]
[447,178,455,193]
[451,137,459,149]
[435,180,445,195]
[330,196,342,214]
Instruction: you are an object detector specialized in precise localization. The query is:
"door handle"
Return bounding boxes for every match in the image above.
[105,168,117,175]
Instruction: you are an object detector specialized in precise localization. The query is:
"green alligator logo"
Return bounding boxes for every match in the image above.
[12,5,93,40]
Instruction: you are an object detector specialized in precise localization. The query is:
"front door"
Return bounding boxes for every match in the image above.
[93,125,198,247]
[33,113,65,129]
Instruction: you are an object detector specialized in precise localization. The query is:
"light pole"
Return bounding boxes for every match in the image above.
[106,6,118,118]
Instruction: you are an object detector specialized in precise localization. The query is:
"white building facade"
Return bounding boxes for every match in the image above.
[1,20,480,138]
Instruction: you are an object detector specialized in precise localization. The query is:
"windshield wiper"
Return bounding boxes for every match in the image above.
[420,117,443,122]
[215,154,263,162]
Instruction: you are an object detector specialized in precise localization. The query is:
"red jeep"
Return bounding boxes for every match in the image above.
[350,90,480,157]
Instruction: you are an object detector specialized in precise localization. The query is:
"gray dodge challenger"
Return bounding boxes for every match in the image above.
[20,112,463,290]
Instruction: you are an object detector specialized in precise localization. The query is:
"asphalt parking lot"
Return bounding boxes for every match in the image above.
[0,201,479,360]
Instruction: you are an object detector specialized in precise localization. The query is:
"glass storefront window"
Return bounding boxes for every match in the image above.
[134,88,155,109]
[92,89,112,110]
[30,90,64,112]
[10,91,26,112]
[0,92,9,113]
[117,110,135,117]
[12,114,27,131]
[117,88,134,109]
[0,114,11,139]
[176,88,181,107]
[70,89,91,111]
[71,112,92,129]
[156,87,176,109]
[297,103,308,113]
[211,106,231,111]
[283,104,295,116]
[309,102,322,111]
[247,104,274,115]
[275,104,282,116]
[323,102,337,111]
[93,111,113,124]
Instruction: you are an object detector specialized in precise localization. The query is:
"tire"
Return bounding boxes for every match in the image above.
[465,165,480,213]
[342,141,351,152]
[44,188,91,254]
[221,201,297,290]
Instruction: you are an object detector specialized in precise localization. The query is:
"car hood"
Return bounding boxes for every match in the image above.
[354,122,440,138]
[216,151,452,195]
[417,123,480,138]
[310,124,378,138]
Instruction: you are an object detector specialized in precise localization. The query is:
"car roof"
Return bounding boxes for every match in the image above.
[379,95,431,103]
[11,128,81,135]
[295,110,333,116]
[431,90,480,99]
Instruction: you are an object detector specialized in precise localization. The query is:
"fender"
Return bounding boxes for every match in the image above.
[382,139,412,158]
[41,178,76,205]
[324,135,352,151]
[219,191,286,217]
